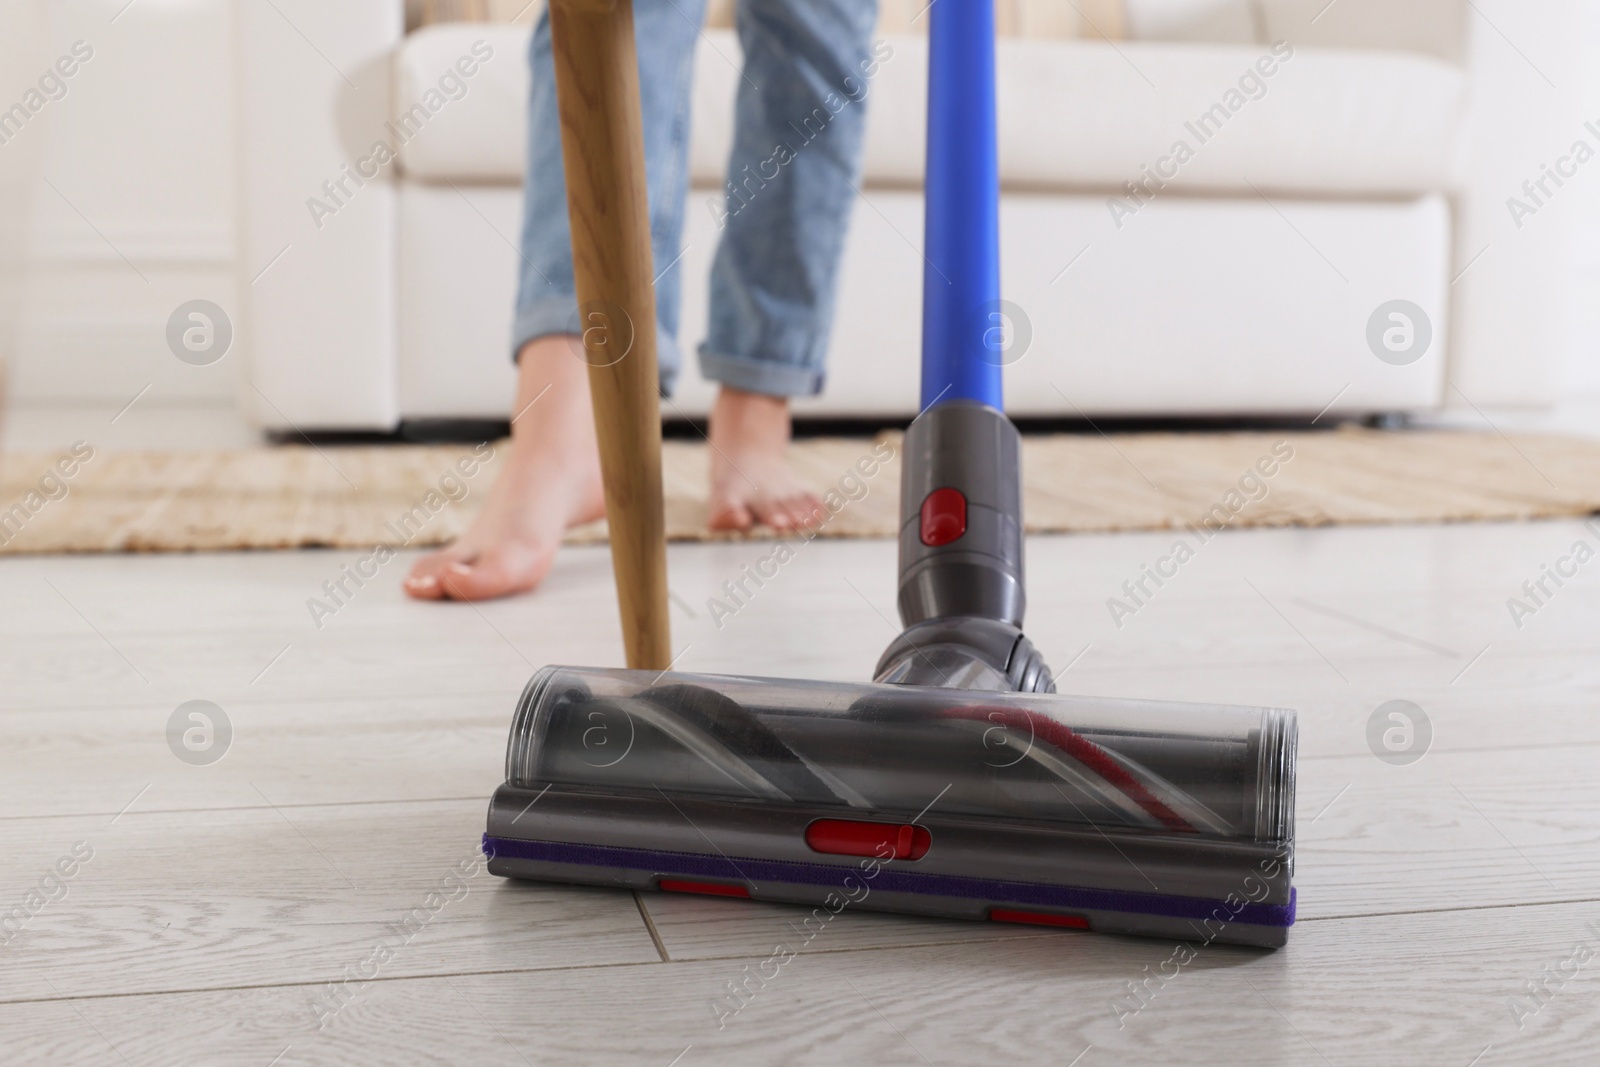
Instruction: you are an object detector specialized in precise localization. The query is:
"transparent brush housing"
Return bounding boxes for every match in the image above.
[508,666,1297,846]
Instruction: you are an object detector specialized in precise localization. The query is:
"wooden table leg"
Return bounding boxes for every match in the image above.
[548,0,671,670]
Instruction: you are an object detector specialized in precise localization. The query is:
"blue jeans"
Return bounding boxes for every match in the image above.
[512,0,880,397]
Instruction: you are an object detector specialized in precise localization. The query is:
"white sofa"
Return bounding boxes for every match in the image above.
[237,0,1579,430]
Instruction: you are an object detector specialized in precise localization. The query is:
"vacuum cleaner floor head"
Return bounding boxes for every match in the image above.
[485,666,1297,948]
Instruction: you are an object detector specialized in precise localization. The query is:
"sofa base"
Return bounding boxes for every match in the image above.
[397,183,1448,424]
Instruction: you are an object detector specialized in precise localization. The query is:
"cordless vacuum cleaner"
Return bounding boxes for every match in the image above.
[484,1,1297,948]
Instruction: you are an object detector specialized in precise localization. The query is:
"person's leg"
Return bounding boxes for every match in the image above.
[406,0,704,600]
[701,0,880,530]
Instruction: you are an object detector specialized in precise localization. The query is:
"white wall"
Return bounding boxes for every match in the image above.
[0,1,52,376]
[1572,0,1600,395]
[13,0,240,406]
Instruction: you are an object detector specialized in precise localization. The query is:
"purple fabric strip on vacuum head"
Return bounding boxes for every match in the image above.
[482,834,1296,928]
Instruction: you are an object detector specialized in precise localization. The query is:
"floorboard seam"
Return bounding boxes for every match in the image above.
[11,894,1600,1007]
[634,892,673,962]
[0,934,1068,1006]
[1295,895,1600,922]
[0,796,490,823]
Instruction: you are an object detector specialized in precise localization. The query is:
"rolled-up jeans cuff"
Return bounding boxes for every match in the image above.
[512,294,682,395]
[697,347,825,398]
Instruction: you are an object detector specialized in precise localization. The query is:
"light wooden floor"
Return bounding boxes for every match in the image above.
[3,520,1598,1065]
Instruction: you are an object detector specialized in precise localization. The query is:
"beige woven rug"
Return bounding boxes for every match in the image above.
[2,428,1597,555]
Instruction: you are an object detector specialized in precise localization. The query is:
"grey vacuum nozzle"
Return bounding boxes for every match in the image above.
[487,665,1298,947]
[882,401,1051,693]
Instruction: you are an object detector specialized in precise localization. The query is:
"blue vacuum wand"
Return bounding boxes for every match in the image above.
[922,0,1003,412]
[482,0,1298,948]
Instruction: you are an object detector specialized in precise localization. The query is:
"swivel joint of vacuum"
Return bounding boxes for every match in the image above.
[874,401,1054,693]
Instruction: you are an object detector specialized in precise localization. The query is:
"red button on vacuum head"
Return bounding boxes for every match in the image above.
[989,908,1091,930]
[920,487,967,546]
[659,879,751,898]
[806,819,931,861]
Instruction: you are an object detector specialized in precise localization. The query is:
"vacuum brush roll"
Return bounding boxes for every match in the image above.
[486,666,1298,947]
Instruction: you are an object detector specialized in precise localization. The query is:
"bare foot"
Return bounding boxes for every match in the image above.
[403,335,605,601]
[707,386,823,532]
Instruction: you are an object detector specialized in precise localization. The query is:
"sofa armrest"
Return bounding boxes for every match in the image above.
[1448,0,1582,407]
[237,0,406,431]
